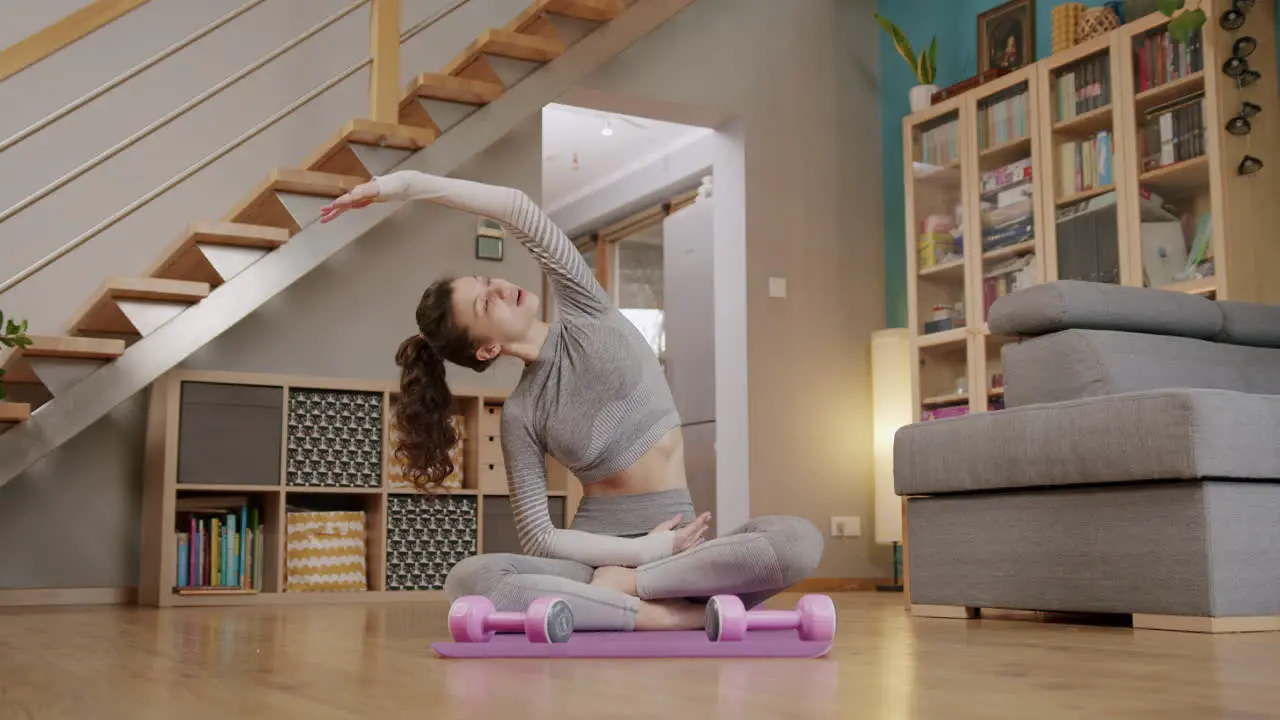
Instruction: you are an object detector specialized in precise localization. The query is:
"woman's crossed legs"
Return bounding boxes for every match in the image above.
[443,515,824,631]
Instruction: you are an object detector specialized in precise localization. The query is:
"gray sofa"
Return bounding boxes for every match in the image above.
[893,280,1280,633]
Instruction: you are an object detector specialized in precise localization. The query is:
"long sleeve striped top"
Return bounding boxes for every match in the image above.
[374,171,682,567]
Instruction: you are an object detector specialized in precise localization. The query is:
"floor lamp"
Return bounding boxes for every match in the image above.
[871,328,912,592]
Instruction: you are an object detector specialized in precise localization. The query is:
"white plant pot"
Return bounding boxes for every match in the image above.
[909,84,938,113]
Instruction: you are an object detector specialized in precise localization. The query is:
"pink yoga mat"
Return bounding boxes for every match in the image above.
[432,629,832,659]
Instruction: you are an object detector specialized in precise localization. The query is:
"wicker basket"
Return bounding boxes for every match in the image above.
[1052,3,1085,53]
[1077,6,1121,43]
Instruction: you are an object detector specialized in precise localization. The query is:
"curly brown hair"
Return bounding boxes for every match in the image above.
[394,277,494,492]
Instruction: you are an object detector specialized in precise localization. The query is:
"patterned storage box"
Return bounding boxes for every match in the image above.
[388,415,465,490]
[285,511,368,592]
[287,389,383,488]
[386,494,477,591]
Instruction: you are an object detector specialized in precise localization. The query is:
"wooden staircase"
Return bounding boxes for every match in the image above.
[0,0,628,436]
[0,0,691,486]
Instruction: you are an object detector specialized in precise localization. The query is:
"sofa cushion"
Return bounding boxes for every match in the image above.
[988,280,1223,339]
[1002,329,1280,407]
[1216,301,1280,348]
[893,388,1280,495]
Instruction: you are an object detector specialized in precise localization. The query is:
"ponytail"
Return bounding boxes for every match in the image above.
[393,333,458,492]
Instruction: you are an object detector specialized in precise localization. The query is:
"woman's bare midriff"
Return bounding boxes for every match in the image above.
[580,427,687,497]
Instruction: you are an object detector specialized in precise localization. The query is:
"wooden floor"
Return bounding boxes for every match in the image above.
[2,592,1279,719]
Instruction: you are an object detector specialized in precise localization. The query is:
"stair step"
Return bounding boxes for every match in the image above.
[224,169,364,234]
[0,335,126,396]
[68,277,210,339]
[406,73,504,105]
[0,402,31,432]
[443,28,565,78]
[22,335,126,360]
[303,119,438,178]
[506,0,625,33]
[148,221,290,287]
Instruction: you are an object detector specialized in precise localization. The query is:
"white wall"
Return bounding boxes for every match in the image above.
[568,0,890,578]
[547,131,713,238]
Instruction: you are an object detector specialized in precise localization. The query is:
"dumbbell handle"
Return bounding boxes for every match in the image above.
[743,609,800,630]
[485,611,530,632]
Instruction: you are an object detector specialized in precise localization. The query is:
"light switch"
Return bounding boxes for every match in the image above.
[768,277,787,298]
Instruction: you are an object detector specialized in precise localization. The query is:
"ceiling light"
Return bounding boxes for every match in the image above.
[601,119,613,136]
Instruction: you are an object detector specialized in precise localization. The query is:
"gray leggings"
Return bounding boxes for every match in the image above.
[443,510,824,631]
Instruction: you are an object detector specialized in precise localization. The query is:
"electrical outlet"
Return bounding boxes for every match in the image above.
[829,516,861,537]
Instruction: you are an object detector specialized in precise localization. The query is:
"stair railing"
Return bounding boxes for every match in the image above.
[0,0,269,156]
[0,0,470,297]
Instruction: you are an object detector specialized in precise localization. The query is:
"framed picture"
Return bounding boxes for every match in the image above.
[978,0,1035,74]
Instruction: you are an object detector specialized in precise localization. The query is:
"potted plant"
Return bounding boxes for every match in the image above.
[875,12,938,113]
[0,311,34,401]
[1157,0,1206,43]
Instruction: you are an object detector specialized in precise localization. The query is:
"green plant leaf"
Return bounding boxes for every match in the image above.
[927,36,938,84]
[1167,8,1205,43]
[875,12,917,77]
[1156,0,1185,15]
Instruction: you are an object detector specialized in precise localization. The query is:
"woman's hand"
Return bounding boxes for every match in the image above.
[649,511,712,555]
[319,180,382,224]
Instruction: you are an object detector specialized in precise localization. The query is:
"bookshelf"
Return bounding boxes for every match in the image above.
[137,369,581,607]
[900,0,1279,427]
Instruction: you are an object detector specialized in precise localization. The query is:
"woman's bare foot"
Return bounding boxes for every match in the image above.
[589,565,638,596]
[634,598,706,631]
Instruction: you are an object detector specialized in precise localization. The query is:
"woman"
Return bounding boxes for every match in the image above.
[320,171,823,631]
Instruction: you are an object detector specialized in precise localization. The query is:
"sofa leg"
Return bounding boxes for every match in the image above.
[1132,614,1280,634]
[910,604,979,619]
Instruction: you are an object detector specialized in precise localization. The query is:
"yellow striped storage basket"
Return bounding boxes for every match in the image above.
[285,511,368,592]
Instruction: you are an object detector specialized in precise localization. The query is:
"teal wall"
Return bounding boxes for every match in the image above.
[876,0,1280,328]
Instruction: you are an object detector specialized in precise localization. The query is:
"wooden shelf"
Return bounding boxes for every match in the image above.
[170,589,445,607]
[1056,184,1116,208]
[1157,276,1216,296]
[979,135,1032,166]
[176,484,280,493]
[922,392,969,407]
[1134,72,1205,116]
[917,327,967,349]
[912,162,962,188]
[140,369,579,608]
[1052,105,1112,135]
[1138,156,1209,194]
[919,258,965,280]
[983,240,1036,262]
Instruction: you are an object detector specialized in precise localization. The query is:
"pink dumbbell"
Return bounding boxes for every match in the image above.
[448,595,575,643]
[705,593,837,642]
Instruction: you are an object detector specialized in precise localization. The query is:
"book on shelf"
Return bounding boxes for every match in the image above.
[174,494,264,595]
[1055,53,1111,122]
[1134,26,1203,93]
[919,120,959,167]
[1058,130,1113,196]
[1140,92,1206,172]
[980,87,1029,149]
[983,253,1037,319]
[981,158,1035,252]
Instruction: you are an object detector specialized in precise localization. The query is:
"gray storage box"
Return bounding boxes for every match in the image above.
[178,381,283,486]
